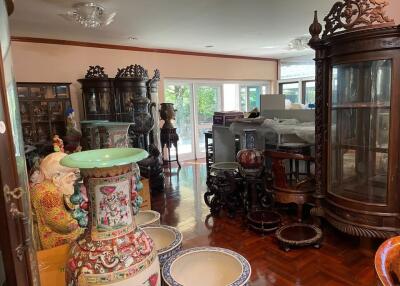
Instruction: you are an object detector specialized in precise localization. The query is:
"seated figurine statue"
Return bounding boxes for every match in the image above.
[30,152,83,249]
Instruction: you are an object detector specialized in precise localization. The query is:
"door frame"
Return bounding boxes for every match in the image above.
[0,43,32,285]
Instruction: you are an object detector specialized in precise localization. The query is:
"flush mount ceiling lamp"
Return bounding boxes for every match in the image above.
[287,36,311,51]
[63,2,116,28]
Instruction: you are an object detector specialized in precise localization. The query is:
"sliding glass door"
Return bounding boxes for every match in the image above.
[194,84,221,158]
[164,80,269,160]
[164,83,194,160]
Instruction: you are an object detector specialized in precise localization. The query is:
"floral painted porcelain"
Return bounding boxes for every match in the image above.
[142,225,183,266]
[162,247,251,286]
[60,148,161,286]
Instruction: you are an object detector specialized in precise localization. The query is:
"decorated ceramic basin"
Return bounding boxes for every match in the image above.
[162,247,251,286]
[136,210,161,227]
[143,225,183,265]
[60,147,148,169]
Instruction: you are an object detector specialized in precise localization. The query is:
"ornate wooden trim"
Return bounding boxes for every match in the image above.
[10,37,278,62]
[322,0,394,38]
[85,65,108,78]
[325,210,398,239]
[115,64,148,79]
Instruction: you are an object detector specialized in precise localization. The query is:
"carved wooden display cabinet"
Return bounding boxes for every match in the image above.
[309,0,400,238]
[78,66,114,121]
[17,82,72,151]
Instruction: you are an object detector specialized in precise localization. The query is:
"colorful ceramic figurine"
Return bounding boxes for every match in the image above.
[60,148,160,286]
[30,152,82,249]
[53,135,64,152]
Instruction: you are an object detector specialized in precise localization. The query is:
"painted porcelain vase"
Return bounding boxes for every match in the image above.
[60,148,161,286]
[236,129,264,177]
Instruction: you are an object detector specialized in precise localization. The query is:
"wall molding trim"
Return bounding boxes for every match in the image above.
[11,36,278,63]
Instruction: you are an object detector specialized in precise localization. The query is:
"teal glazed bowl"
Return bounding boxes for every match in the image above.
[60,148,148,169]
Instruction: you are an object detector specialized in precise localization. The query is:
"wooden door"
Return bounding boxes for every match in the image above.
[0,0,37,286]
[0,35,33,286]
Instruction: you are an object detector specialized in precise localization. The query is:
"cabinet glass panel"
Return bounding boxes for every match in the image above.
[329,60,391,204]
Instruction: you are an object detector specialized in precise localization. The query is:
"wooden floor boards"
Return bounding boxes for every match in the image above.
[151,161,379,286]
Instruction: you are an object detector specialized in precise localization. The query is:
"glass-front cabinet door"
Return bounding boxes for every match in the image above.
[329,59,391,204]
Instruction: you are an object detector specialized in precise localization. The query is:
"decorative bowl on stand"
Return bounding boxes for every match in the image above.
[143,225,183,266]
[136,210,161,227]
[162,247,251,286]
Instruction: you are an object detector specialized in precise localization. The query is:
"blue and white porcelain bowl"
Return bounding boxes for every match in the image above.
[136,210,161,227]
[143,225,183,266]
[162,247,251,286]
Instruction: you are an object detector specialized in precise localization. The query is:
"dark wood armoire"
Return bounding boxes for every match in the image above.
[78,65,159,151]
[309,0,400,238]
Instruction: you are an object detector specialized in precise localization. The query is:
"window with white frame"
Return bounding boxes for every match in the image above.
[279,56,316,107]
[278,79,315,106]
[222,82,270,112]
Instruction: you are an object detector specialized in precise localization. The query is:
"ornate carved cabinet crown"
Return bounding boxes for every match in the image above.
[78,65,114,121]
[309,0,400,238]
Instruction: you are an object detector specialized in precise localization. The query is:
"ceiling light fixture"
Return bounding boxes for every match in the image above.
[287,36,311,51]
[63,2,116,29]
[128,36,138,41]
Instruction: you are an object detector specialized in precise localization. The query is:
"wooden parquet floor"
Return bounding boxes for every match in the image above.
[151,161,380,286]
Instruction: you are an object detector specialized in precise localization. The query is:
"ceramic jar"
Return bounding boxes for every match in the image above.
[159,103,176,129]
[97,122,132,148]
[80,120,109,150]
[162,247,251,286]
[236,129,264,177]
[60,148,161,286]
[143,225,183,266]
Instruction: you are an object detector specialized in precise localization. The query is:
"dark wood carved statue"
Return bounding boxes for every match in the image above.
[309,0,400,238]
[137,144,165,192]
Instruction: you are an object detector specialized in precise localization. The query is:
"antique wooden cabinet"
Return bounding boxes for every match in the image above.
[79,65,159,150]
[78,66,114,121]
[309,0,400,238]
[17,82,72,153]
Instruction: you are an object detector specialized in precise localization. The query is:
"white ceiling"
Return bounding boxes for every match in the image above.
[9,0,337,59]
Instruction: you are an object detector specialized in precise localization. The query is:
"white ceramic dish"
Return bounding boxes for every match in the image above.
[136,210,161,227]
[162,247,251,286]
[143,225,183,265]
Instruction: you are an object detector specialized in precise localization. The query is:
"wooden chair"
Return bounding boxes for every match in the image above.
[375,236,400,286]
[265,150,315,221]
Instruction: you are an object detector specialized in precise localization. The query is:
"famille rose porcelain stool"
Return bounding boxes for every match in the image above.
[60,148,161,286]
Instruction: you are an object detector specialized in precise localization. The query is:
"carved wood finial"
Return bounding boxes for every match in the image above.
[322,0,394,38]
[85,65,108,78]
[309,11,322,45]
[115,64,149,79]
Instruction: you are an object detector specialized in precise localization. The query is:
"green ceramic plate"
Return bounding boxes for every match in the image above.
[80,120,109,124]
[60,148,148,169]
